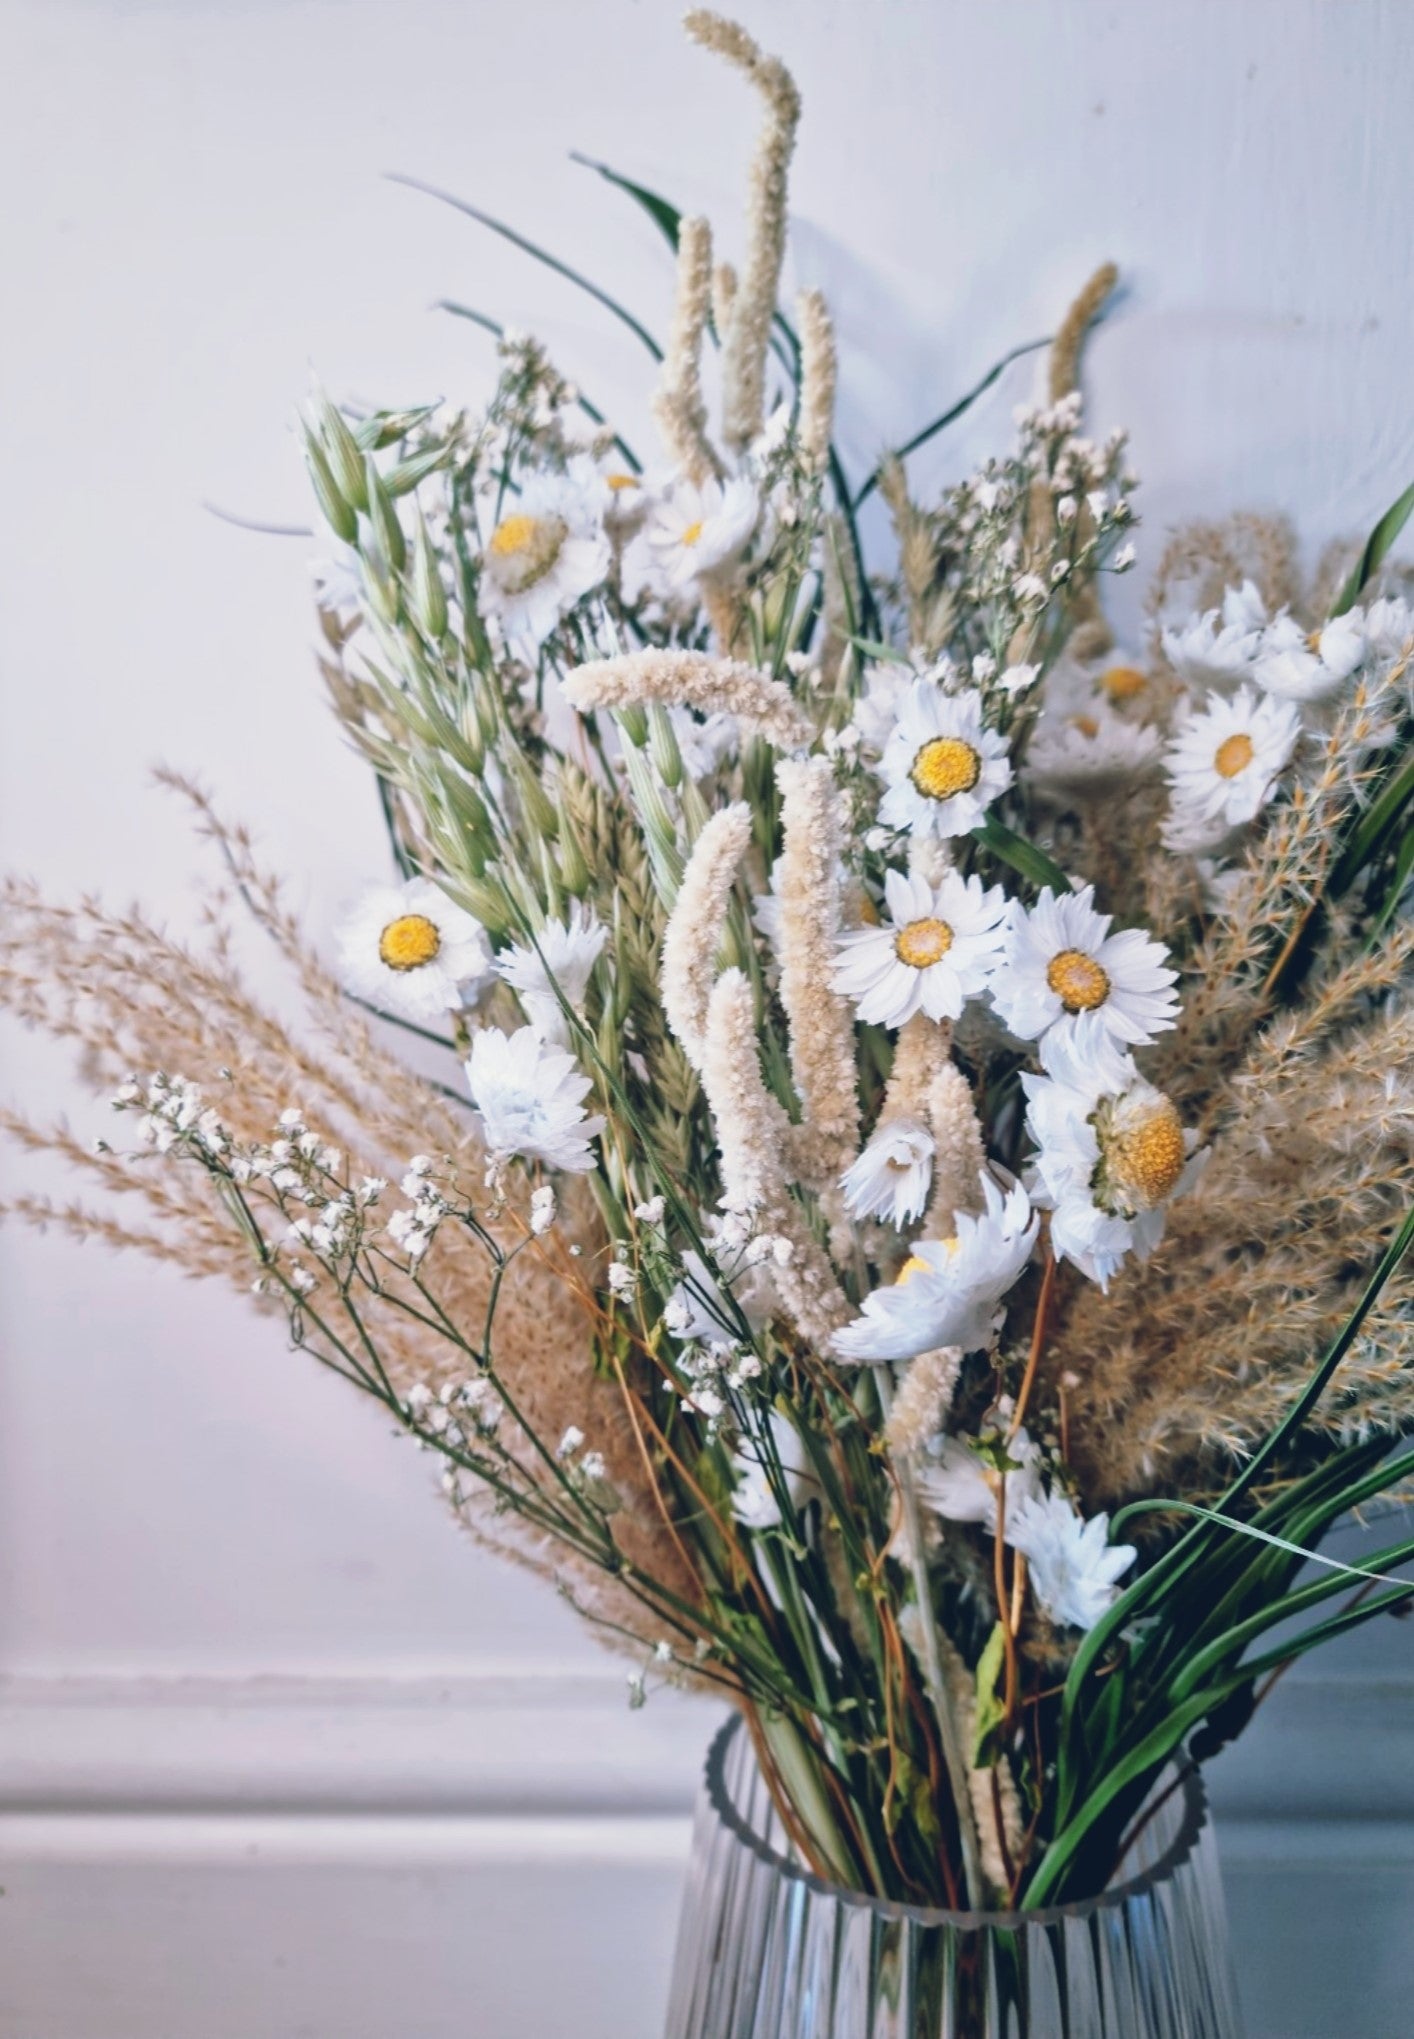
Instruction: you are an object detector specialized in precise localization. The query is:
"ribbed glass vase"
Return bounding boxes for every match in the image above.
[665,1717,1244,2039]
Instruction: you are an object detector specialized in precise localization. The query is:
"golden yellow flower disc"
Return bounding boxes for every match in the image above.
[910,735,982,801]
[1100,664,1146,701]
[605,473,640,491]
[378,913,442,972]
[1046,947,1110,1012]
[895,916,955,969]
[679,518,704,546]
[896,1254,932,1285]
[1070,713,1101,739]
[1105,1100,1187,1209]
[1214,732,1255,779]
[487,511,568,591]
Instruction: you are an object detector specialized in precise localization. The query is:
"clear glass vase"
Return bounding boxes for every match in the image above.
[665,1717,1244,2039]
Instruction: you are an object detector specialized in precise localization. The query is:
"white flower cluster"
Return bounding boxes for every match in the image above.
[406,1375,504,1446]
[1160,584,1413,854]
[916,1426,1135,1631]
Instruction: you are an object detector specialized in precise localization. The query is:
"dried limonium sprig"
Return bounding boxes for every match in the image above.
[5,10,1413,1918]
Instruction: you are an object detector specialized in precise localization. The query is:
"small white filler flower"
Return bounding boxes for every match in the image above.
[990,885,1179,1051]
[833,867,1009,1028]
[833,1173,1039,1363]
[877,681,1013,839]
[1161,683,1301,851]
[480,465,612,659]
[464,1026,605,1173]
[495,905,607,1046]
[1006,1492,1136,1630]
[338,877,491,1023]
[1022,1024,1202,1288]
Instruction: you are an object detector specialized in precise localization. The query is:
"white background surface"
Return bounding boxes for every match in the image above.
[2,1,1413,2033]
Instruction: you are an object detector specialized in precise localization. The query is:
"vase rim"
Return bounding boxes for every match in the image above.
[705,1712,1211,1931]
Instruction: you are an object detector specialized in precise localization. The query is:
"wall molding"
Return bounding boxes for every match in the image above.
[4,1665,1413,1848]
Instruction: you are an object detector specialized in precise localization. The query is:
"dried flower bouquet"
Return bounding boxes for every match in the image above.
[5,10,1413,1913]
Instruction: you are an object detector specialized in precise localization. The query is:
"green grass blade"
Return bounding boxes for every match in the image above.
[972,813,1071,894]
[853,338,1051,508]
[387,172,664,362]
[1331,477,1414,616]
[569,150,682,250]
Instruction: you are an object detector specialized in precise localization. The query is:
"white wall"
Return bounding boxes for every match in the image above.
[2,2,1413,2033]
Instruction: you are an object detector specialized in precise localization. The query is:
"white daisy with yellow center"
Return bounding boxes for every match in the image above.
[1025,700,1163,803]
[1254,609,1367,703]
[1161,682,1301,852]
[480,463,612,660]
[833,1172,1039,1364]
[833,867,1009,1029]
[1021,1022,1202,1288]
[877,681,1013,839]
[338,877,491,1024]
[991,883,1179,1051]
[623,473,759,601]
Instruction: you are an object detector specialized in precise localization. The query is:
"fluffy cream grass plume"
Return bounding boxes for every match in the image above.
[1047,261,1118,404]
[1052,1007,1414,1503]
[660,801,753,1072]
[880,1013,954,1123]
[884,1346,964,1457]
[0,787,699,1653]
[564,647,814,750]
[925,1061,987,1232]
[685,10,800,450]
[774,757,860,1190]
[796,289,836,478]
[700,968,852,1348]
[1159,651,1413,1105]
[654,214,721,486]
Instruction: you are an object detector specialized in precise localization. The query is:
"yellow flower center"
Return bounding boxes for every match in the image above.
[896,1238,957,1284]
[1104,1100,1187,1209]
[1070,713,1100,739]
[487,511,568,591]
[1046,947,1110,1012]
[1214,731,1254,779]
[679,518,705,546]
[378,913,442,972]
[910,735,983,802]
[605,473,639,492]
[1100,664,1146,702]
[895,916,955,969]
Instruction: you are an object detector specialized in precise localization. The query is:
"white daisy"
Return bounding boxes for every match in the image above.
[1363,595,1414,661]
[1022,1023,1202,1288]
[1161,683,1301,851]
[916,1427,1043,1529]
[877,682,1013,839]
[623,473,759,599]
[990,884,1179,1051]
[732,1412,815,1531]
[338,877,491,1024]
[1254,610,1366,703]
[850,660,917,757]
[839,1118,935,1228]
[310,542,364,619]
[480,464,611,659]
[495,906,607,1047]
[669,705,740,779]
[1005,1492,1136,1630]
[833,867,1009,1029]
[464,1026,605,1173]
[832,1173,1039,1364]
[1025,702,1163,802]
[1161,580,1266,690]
